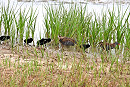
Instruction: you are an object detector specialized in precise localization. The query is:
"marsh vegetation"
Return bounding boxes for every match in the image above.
[0,0,129,86]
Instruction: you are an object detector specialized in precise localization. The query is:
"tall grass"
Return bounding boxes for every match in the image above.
[14,6,37,45]
[0,2,129,87]
[1,2,15,36]
[11,23,15,50]
[123,8,130,49]
[15,9,27,44]
[0,2,38,48]
[44,4,130,49]
[44,4,90,46]
[125,22,130,49]
[0,13,2,35]
[89,12,101,47]
[116,6,129,46]
[26,6,37,45]
[0,2,129,49]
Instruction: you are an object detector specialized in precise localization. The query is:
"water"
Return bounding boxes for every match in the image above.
[0,0,130,45]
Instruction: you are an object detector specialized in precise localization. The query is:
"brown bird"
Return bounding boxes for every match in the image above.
[58,36,90,50]
[58,36,77,47]
[99,42,120,51]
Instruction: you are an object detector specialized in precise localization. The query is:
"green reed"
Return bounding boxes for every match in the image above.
[73,5,90,46]
[44,4,130,50]
[1,2,15,36]
[44,4,90,46]
[89,12,101,47]
[0,14,2,35]
[11,24,15,50]
[116,6,129,45]
[16,9,28,44]
[125,22,130,49]
[121,7,130,49]
[0,2,129,86]
[26,7,37,45]
[44,4,61,45]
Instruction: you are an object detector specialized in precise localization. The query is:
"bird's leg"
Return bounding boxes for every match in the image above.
[44,44,46,47]
[24,43,27,47]
[59,43,64,51]
[33,40,35,46]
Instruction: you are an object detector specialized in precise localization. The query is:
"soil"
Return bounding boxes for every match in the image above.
[0,43,100,63]
[0,43,125,65]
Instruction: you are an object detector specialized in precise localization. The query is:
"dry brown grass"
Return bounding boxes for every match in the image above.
[0,44,129,87]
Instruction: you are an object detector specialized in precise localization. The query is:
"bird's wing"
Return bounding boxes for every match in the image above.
[63,40,75,46]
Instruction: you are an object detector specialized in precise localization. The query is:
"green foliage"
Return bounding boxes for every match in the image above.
[0,2,129,87]
[1,1,15,36]
[44,4,130,49]
[26,6,37,45]
[15,9,27,43]
[44,4,91,45]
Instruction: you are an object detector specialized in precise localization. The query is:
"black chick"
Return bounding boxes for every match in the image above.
[0,36,10,41]
[80,44,90,50]
[37,38,51,46]
[24,38,33,45]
